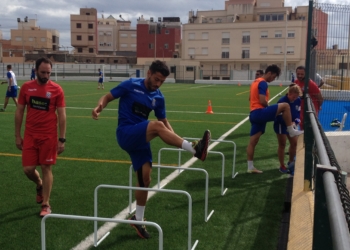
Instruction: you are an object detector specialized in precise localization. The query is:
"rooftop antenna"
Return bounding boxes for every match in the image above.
[119,14,125,21]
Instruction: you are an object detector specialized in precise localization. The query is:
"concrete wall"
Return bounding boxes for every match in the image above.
[325,131,350,173]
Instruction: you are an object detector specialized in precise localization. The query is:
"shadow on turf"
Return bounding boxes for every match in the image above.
[0,205,38,223]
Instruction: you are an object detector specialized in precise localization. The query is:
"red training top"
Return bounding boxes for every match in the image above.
[18,80,65,135]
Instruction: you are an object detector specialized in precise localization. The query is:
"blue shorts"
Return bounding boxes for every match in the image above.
[249,105,278,136]
[117,121,151,171]
[273,122,288,135]
[98,79,103,83]
[5,86,18,98]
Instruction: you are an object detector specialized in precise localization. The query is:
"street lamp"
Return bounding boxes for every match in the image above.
[17,16,28,76]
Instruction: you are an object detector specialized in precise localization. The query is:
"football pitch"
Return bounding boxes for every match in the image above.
[0,81,290,250]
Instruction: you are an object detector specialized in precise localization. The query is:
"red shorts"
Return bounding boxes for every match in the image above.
[22,133,58,166]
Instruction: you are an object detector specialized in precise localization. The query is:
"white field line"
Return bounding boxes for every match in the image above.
[71,88,288,250]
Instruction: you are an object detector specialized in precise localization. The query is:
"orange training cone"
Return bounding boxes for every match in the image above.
[238,82,241,86]
[279,83,282,87]
[206,100,214,114]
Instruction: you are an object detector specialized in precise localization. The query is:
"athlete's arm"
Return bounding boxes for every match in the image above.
[259,94,268,107]
[158,118,174,133]
[57,107,66,154]
[15,104,25,150]
[92,92,115,120]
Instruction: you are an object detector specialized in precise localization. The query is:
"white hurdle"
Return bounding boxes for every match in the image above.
[128,164,215,222]
[184,137,238,178]
[158,148,228,195]
[94,184,199,250]
[41,214,163,250]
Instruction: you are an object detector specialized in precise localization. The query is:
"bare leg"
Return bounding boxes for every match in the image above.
[247,132,262,161]
[276,103,292,126]
[287,135,298,163]
[146,121,183,147]
[12,97,18,107]
[23,166,43,188]
[3,97,9,109]
[276,134,287,166]
[40,164,53,206]
[135,162,152,206]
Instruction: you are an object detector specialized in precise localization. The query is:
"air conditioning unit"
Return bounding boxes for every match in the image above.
[190,55,195,59]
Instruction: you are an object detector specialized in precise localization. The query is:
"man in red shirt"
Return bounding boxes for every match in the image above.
[15,58,66,217]
[294,66,323,129]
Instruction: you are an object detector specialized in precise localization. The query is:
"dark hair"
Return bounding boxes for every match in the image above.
[149,60,170,77]
[7,65,12,70]
[256,70,264,75]
[35,57,52,70]
[296,65,306,72]
[265,64,281,77]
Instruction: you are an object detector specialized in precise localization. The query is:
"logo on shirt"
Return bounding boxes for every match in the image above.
[28,88,37,91]
[152,98,156,107]
[46,92,52,98]
[29,96,50,111]
[134,89,144,94]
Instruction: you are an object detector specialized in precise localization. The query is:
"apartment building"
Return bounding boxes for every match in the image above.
[182,0,326,80]
[98,15,136,54]
[136,16,181,65]
[10,18,59,51]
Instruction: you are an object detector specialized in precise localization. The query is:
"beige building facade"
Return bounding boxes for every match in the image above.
[11,18,59,51]
[182,0,309,79]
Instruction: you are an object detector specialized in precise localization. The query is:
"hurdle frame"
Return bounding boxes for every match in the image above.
[128,164,215,222]
[41,214,163,250]
[94,184,199,250]
[157,148,227,195]
[184,137,238,178]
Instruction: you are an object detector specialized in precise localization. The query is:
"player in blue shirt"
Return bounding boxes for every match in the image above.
[97,68,104,89]
[92,60,210,239]
[273,84,302,174]
[0,64,18,111]
[30,66,36,80]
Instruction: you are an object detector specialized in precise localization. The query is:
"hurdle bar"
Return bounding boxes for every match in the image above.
[94,184,199,250]
[158,148,227,195]
[184,137,238,178]
[128,164,214,222]
[41,214,163,250]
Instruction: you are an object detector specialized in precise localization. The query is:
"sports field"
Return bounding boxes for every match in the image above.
[0,81,290,250]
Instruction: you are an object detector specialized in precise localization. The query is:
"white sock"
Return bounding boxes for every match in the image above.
[182,140,196,154]
[135,205,145,221]
[248,161,254,170]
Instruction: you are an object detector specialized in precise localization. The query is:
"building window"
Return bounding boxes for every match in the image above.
[76,23,82,28]
[222,32,230,44]
[15,36,22,41]
[260,31,268,38]
[89,48,94,53]
[131,34,137,38]
[164,43,169,49]
[220,64,228,75]
[88,36,93,41]
[100,59,105,63]
[106,32,112,36]
[121,44,127,48]
[275,31,282,38]
[186,67,194,72]
[149,43,154,49]
[99,31,104,36]
[77,48,82,53]
[114,60,118,63]
[131,44,137,48]
[77,35,82,41]
[41,38,46,42]
[260,47,267,54]
[188,33,195,40]
[288,31,295,38]
[274,46,282,54]
[165,30,170,34]
[241,64,250,70]
[287,46,295,54]
[202,32,209,40]
[216,18,222,23]
[88,23,93,29]
[188,48,195,55]
[28,37,34,41]
[260,14,284,21]
[242,32,250,44]
[202,47,208,55]
[242,49,250,59]
[120,33,128,37]
[287,63,296,71]
[221,48,229,58]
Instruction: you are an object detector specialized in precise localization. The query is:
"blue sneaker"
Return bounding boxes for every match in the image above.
[279,165,290,174]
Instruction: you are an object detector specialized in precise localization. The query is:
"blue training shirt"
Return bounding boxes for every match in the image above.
[110,78,166,127]
[258,81,268,96]
[274,95,301,127]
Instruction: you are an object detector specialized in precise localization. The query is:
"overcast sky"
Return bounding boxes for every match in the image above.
[0,0,344,48]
